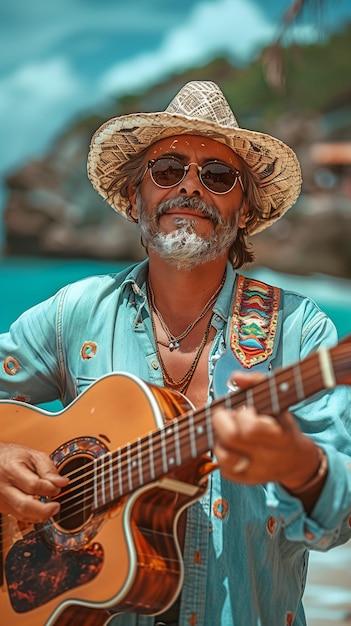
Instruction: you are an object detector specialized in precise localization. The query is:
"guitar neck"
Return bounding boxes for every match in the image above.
[89,346,341,512]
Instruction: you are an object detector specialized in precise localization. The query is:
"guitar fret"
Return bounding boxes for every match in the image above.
[173,420,182,466]
[205,406,214,449]
[319,348,336,388]
[117,448,123,496]
[188,412,197,458]
[100,454,106,506]
[132,444,140,487]
[268,375,280,415]
[165,425,176,468]
[127,443,133,492]
[108,452,114,501]
[160,426,168,473]
[137,437,143,485]
[93,457,98,509]
[246,387,254,407]
[293,363,305,402]
[148,431,155,481]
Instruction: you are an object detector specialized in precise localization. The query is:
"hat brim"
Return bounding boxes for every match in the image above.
[87,111,302,235]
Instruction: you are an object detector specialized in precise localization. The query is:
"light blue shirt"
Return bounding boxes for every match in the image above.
[1,260,351,626]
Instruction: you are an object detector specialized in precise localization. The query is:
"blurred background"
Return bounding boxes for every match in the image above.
[1,1,351,623]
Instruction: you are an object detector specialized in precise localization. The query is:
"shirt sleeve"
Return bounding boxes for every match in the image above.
[0,288,67,404]
[266,295,351,549]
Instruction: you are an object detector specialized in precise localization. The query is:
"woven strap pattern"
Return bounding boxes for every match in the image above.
[230,274,280,368]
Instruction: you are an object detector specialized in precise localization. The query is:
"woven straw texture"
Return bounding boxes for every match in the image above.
[87,81,302,234]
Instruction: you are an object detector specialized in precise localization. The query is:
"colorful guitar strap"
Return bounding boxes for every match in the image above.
[213,274,283,397]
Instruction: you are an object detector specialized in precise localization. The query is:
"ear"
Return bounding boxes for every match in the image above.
[127,184,138,221]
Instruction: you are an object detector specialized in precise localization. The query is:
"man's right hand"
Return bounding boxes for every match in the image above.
[0,442,69,522]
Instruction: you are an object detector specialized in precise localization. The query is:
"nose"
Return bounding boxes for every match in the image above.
[177,162,203,196]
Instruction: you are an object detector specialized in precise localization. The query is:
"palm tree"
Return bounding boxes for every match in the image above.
[264,0,330,89]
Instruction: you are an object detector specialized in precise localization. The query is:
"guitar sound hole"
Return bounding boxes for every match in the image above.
[56,454,93,531]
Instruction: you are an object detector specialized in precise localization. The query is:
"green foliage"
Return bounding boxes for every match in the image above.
[75,23,351,139]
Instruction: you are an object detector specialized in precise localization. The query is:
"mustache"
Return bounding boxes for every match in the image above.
[155,196,223,226]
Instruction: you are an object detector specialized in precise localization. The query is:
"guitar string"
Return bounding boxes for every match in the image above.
[0,356,336,545]
[31,360,326,533]
[63,346,334,505]
[13,362,323,532]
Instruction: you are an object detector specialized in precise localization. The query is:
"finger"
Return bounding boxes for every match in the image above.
[0,486,61,522]
[228,370,267,391]
[212,406,252,476]
[213,405,276,450]
[33,455,69,489]
[7,462,64,499]
[231,456,251,473]
[213,445,251,482]
[12,447,69,492]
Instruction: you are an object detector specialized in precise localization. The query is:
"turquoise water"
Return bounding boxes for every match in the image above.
[0,257,130,332]
[1,257,350,337]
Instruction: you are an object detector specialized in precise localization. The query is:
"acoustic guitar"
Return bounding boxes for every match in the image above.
[0,337,350,625]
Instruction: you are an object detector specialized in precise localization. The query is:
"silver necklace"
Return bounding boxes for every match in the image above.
[147,274,225,351]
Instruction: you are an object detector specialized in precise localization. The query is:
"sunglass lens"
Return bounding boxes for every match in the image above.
[151,158,184,187]
[201,163,236,193]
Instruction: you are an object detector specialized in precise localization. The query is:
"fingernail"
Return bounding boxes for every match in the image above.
[232,457,250,473]
[226,378,239,392]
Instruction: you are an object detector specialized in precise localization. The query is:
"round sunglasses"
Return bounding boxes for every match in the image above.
[144,156,244,195]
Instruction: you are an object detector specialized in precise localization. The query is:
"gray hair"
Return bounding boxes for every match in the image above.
[106,143,265,268]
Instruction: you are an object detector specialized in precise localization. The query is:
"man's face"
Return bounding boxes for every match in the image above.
[129,134,248,269]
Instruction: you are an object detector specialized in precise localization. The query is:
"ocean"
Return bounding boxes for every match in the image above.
[1,256,350,336]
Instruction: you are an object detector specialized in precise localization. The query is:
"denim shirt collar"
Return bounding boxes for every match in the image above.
[119,258,237,324]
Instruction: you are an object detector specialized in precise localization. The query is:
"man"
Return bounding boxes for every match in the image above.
[0,80,351,626]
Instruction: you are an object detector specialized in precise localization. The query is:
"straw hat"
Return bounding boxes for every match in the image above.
[87,80,302,234]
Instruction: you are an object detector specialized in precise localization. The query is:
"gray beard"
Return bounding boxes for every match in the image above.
[136,193,240,270]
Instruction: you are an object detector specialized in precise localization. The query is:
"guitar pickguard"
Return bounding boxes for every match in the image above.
[5,530,104,613]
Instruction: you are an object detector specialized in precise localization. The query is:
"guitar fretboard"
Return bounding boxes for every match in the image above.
[89,346,341,511]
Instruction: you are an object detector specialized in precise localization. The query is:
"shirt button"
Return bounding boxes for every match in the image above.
[151,360,159,369]
[189,612,197,626]
[194,550,202,565]
[267,516,276,535]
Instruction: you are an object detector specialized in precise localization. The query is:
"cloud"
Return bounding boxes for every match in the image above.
[2,0,273,179]
[0,0,195,74]
[99,0,273,96]
[0,0,208,179]
[0,58,87,173]
[0,0,348,184]
[99,0,323,99]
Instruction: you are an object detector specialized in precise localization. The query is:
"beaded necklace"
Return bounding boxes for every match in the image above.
[150,311,213,395]
[147,274,225,351]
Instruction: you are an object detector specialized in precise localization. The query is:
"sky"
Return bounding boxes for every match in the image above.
[1,0,351,205]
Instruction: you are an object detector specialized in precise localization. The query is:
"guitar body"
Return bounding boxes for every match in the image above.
[0,373,210,626]
[2,337,351,624]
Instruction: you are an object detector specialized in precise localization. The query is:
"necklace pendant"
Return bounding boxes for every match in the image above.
[169,340,180,351]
